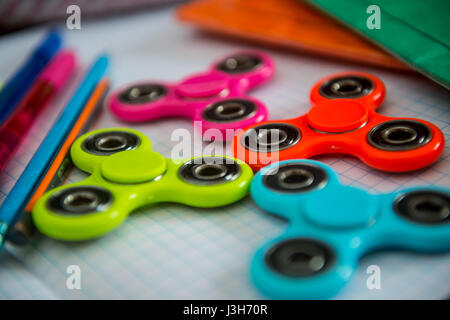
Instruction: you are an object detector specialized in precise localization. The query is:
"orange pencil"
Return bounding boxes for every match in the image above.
[7,79,109,244]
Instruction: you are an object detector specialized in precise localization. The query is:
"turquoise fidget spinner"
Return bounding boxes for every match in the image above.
[250,159,450,299]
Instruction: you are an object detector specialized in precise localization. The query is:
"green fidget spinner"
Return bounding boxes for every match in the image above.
[32,128,253,241]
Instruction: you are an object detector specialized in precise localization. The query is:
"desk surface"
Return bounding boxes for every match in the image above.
[0,5,449,299]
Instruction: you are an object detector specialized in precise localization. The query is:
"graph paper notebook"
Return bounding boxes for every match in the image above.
[0,8,449,299]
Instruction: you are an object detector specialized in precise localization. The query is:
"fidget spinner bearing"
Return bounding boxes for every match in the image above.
[232,72,444,172]
[32,128,253,241]
[108,51,275,140]
[250,159,450,299]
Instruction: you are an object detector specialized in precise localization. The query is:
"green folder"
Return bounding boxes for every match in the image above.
[305,0,450,89]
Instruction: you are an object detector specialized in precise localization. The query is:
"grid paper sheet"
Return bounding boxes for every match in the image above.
[0,6,449,300]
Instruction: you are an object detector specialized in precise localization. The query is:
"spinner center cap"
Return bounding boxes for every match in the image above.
[304,187,378,229]
[307,100,369,133]
[176,72,229,98]
[101,150,166,184]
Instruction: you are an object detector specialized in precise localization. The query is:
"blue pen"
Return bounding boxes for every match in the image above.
[0,30,62,124]
[0,55,109,247]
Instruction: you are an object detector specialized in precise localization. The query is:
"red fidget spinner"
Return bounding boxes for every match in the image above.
[232,72,444,172]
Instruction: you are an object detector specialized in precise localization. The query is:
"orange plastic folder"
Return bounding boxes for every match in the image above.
[177,0,409,70]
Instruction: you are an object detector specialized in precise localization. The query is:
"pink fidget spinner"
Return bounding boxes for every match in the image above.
[107,51,275,140]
